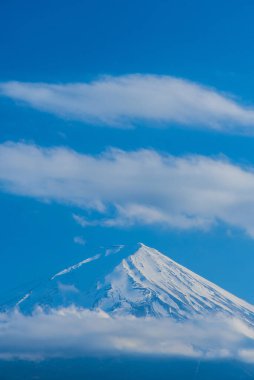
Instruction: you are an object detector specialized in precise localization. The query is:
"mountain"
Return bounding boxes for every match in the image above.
[95,244,254,322]
[5,243,254,323]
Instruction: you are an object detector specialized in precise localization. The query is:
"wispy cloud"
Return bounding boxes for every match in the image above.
[72,214,98,227]
[1,75,254,132]
[2,142,254,236]
[57,282,79,294]
[0,307,254,361]
[73,236,86,246]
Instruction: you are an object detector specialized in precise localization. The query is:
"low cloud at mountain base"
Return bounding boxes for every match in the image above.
[1,307,254,362]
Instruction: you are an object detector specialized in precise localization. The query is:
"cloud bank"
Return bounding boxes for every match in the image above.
[2,142,254,235]
[0,307,254,362]
[1,75,254,131]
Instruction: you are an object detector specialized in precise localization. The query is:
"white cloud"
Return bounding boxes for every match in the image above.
[1,75,254,131]
[239,349,254,363]
[73,236,86,246]
[72,214,98,227]
[105,245,125,256]
[57,282,79,294]
[2,142,254,236]
[0,307,254,361]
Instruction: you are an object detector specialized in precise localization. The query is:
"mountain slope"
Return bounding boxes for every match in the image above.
[11,244,254,323]
[95,244,254,323]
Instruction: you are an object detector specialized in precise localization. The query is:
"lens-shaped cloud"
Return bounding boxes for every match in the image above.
[2,142,254,236]
[1,75,254,132]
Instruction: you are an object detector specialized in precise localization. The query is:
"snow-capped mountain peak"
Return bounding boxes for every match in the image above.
[5,243,254,324]
[94,244,254,322]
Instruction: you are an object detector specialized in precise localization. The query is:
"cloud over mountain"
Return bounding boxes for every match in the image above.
[1,142,254,236]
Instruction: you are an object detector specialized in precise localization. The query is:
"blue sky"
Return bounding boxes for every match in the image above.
[1,0,254,305]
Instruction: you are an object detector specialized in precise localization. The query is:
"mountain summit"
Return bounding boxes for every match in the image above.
[11,244,254,323]
[94,244,254,323]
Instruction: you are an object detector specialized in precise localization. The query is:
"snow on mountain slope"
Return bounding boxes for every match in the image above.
[11,243,254,323]
[95,244,254,323]
[51,254,101,280]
